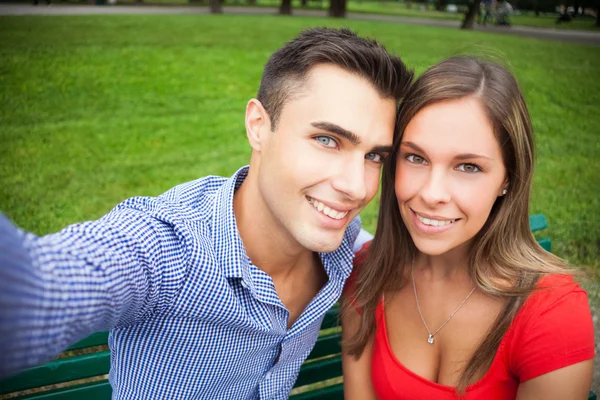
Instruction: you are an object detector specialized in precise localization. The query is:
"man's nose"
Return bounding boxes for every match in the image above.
[330,156,368,202]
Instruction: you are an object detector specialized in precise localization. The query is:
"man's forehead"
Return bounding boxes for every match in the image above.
[274,65,397,145]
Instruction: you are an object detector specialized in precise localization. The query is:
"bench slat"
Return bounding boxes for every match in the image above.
[294,355,342,388]
[537,237,551,252]
[13,380,111,400]
[320,307,340,330]
[290,382,344,400]
[305,333,341,361]
[529,214,548,232]
[1,352,109,394]
[66,332,109,351]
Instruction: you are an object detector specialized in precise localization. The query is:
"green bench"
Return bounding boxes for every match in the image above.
[0,214,594,400]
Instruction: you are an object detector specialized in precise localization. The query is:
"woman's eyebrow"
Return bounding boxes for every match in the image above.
[400,141,425,153]
[454,153,493,161]
[401,141,492,161]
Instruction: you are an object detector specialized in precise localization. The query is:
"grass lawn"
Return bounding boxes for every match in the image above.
[0,15,598,269]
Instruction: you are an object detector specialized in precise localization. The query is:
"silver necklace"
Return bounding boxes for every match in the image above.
[411,261,476,345]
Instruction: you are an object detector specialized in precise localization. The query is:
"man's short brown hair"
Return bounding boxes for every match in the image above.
[257,27,413,130]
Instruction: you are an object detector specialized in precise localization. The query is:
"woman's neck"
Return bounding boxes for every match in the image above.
[413,244,472,284]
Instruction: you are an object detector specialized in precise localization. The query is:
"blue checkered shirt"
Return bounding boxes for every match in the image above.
[0,166,361,399]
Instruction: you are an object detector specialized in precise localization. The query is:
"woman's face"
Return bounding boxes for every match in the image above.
[395,97,508,257]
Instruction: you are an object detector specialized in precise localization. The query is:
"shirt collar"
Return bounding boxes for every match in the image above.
[211,166,250,280]
[320,219,357,282]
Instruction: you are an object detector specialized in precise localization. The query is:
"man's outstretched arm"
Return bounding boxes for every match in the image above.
[0,200,188,378]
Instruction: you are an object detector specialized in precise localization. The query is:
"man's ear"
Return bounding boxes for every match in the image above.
[245,99,271,152]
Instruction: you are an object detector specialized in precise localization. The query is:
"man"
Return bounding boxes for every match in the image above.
[495,0,513,25]
[0,28,412,399]
[480,0,495,25]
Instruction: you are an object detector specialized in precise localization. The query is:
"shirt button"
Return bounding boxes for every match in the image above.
[265,371,272,380]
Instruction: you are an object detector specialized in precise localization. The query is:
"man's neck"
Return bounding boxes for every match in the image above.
[233,171,328,328]
[233,171,316,280]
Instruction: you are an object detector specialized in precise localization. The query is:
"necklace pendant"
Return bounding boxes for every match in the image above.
[427,334,434,344]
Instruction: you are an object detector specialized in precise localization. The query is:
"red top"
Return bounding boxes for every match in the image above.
[349,248,595,399]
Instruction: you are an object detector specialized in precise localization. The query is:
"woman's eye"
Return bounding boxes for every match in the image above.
[406,154,426,164]
[316,136,337,148]
[457,163,481,173]
[365,153,384,163]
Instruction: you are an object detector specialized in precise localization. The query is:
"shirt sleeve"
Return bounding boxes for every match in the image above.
[353,229,374,253]
[0,198,189,378]
[511,280,595,382]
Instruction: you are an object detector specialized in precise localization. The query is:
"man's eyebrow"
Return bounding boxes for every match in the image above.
[401,141,492,160]
[372,145,394,154]
[311,122,361,146]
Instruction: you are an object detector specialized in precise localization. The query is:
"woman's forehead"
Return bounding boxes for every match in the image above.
[402,98,501,159]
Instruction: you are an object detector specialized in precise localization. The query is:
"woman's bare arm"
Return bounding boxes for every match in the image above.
[341,305,378,400]
[516,360,593,400]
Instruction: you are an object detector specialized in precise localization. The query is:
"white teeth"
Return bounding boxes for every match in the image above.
[308,198,349,220]
[416,213,454,227]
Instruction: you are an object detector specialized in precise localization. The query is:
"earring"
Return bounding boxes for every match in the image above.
[501,189,507,195]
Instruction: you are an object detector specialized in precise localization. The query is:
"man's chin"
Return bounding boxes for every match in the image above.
[299,232,345,254]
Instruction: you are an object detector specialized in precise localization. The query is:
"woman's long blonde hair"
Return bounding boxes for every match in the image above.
[343,56,570,393]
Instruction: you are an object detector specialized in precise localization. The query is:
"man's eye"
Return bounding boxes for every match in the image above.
[316,136,337,148]
[406,154,426,164]
[456,163,482,173]
[365,153,384,163]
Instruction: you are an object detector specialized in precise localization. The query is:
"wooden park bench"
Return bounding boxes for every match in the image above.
[1,214,596,400]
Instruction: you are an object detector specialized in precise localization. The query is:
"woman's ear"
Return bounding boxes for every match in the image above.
[245,99,271,152]
[499,178,509,197]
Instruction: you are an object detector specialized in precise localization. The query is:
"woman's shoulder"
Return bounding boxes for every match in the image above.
[509,272,592,347]
[525,273,586,311]
[536,272,577,288]
[507,273,594,382]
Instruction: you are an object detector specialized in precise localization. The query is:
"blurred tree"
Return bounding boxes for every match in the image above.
[329,0,347,17]
[210,0,222,12]
[280,0,292,14]
[591,0,600,25]
[461,0,482,28]
[435,0,448,11]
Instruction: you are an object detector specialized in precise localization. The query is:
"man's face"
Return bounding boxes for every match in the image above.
[250,65,396,252]
[252,64,397,253]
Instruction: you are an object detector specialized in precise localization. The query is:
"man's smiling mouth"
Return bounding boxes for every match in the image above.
[307,197,349,220]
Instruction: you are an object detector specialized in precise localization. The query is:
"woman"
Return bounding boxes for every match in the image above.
[342,57,594,399]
